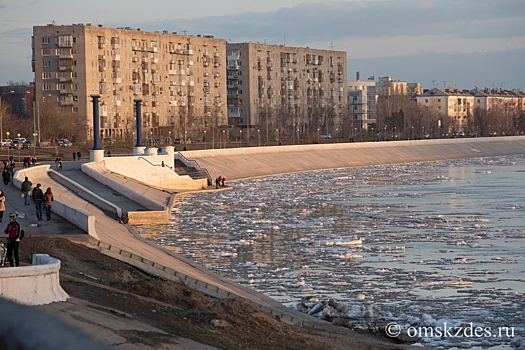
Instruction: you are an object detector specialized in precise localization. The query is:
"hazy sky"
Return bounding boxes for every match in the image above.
[1,0,524,90]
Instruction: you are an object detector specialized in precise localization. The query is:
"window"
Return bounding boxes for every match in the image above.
[437,99,441,102]
[42,37,50,44]
[73,107,78,113]
[42,49,50,56]
[42,72,51,79]
[43,61,51,67]
[425,99,428,103]
[239,90,242,94]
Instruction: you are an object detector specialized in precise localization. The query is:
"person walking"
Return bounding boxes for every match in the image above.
[0,190,5,222]
[4,213,21,267]
[32,183,44,221]
[77,151,82,160]
[43,187,54,221]
[221,176,226,187]
[21,176,32,205]
[2,169,10,185]
[72,151,76,161]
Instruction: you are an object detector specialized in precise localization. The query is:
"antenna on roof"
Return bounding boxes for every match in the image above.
[329,42,335,50]
[182,29,187,35]
[442,81,446,88]
[431,80,436,88]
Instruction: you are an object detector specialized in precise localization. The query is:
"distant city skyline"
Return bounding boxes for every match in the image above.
[0,0,524,90]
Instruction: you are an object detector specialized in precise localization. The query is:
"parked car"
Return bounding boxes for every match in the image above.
[38,139,51,147]
[174,138,191,144]
[103,137,116,144]
[58,139,73,147]
[0,139,12,147]
[9,139,24,149]
[321,133,332,139]
[22,140,35,149]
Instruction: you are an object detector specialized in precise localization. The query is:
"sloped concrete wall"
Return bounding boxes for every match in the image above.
[0,254,68,306]
[183,136,525,181]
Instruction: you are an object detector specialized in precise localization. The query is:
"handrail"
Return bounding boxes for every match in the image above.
[176,152,213,185]
[137,156,174,171]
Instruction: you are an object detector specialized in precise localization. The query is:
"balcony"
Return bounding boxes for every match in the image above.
[227,64,239,70]
[59,89,72,95]
[60,100,74,106]
[59,77,72,82]
[59,54,73,59]
[114,99,121,106]
[113,77,122,84]
[59,65,73,71]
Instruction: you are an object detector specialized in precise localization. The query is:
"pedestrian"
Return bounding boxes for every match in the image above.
[43,187,54,221]
[221,176,226,187]
[2,169,9,185]
[4,213,21,267]
[55,156,62,170]
[32,183,44,221]
[72,151,76,161]
[215,176,221,189]
[23,156,28,169]
[0,189,5,222]
[32,156,37,166]
[107,150,112,157]
[77,151,82,160]
[21,176,32,205]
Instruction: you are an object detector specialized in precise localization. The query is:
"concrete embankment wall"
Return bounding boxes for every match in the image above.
[0,254,69,305]
[183,136,525,181]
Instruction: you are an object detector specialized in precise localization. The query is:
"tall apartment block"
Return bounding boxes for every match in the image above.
[347,72,377,129]
[226,43,347,139]
[32,23,227,141]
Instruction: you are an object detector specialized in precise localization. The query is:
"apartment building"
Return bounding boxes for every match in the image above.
[376,76,422,96]
[416,88,474,132]
[347,73,377,129]
[470,88,525,112]
[226,43,347,139]
[32,23,227,141]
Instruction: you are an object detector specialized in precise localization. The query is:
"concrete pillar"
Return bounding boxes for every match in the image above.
[162,146,175,169]
[134,99,143,147]
[91,95,102,151]
[90,149,105,162]
[145,147,157,157]
[133,146,146,155]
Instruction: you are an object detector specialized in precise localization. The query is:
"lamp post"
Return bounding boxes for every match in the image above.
[17,133,21,165]
[33,132,37,156]
[6,132,9,159]
[222,130,225,148]
[203,130,206,149]
[257,129,260,147]
[239,129,242,147]
[0,90,15,144]
[317,128,320,142]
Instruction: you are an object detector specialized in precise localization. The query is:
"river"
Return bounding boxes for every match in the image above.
[147,155,525,348]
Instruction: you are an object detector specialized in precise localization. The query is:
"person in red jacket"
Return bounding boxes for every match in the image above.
[4,213,21,267]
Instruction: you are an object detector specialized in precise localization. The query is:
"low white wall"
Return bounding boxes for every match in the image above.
[102,154,205,190]
[82,162,166,211]
[14,165,99,240]
[0,254,69,305]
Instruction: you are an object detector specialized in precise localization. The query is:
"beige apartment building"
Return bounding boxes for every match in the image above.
[32,23,227,142]
[376,76,422,96]
[226,43,347,141]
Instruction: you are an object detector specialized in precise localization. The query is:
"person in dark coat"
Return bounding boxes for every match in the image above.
[32,183,44,221]
[21,177,32,205]
[2,169,10,185]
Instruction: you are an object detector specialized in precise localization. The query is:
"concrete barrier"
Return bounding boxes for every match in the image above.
[14,165,99,240]
[0,254,69,306]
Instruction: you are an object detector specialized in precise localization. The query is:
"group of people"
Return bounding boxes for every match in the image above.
[20,177,54,221]
[71,151,82,161]
[215,175,226,189]
[22,155,37,168]
[2,159,15,185]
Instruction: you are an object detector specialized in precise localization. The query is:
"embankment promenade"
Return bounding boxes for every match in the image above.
[185,136,525,181]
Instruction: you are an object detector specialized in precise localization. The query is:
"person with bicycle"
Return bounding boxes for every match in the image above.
[4,213,21,267]
[55,156,63,170]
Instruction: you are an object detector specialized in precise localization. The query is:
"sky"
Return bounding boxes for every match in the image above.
[1,0,524,90]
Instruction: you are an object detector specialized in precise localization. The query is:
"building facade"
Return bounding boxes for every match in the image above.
[347,76,376,129]
[226,43,347,140]
[32,23,228,142]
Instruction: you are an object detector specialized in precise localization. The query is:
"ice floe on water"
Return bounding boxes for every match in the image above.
[147,155,525,348]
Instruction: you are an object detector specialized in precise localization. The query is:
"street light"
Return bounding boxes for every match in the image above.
[203,130,206,149]
[257,129,260,147]
[33,132,37,156]
[317,128,320,142]
[17,133,21,166]
[6,132,9,159]
[239,129,242,147]
[0,90,14,144]
[222,130,225,148]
